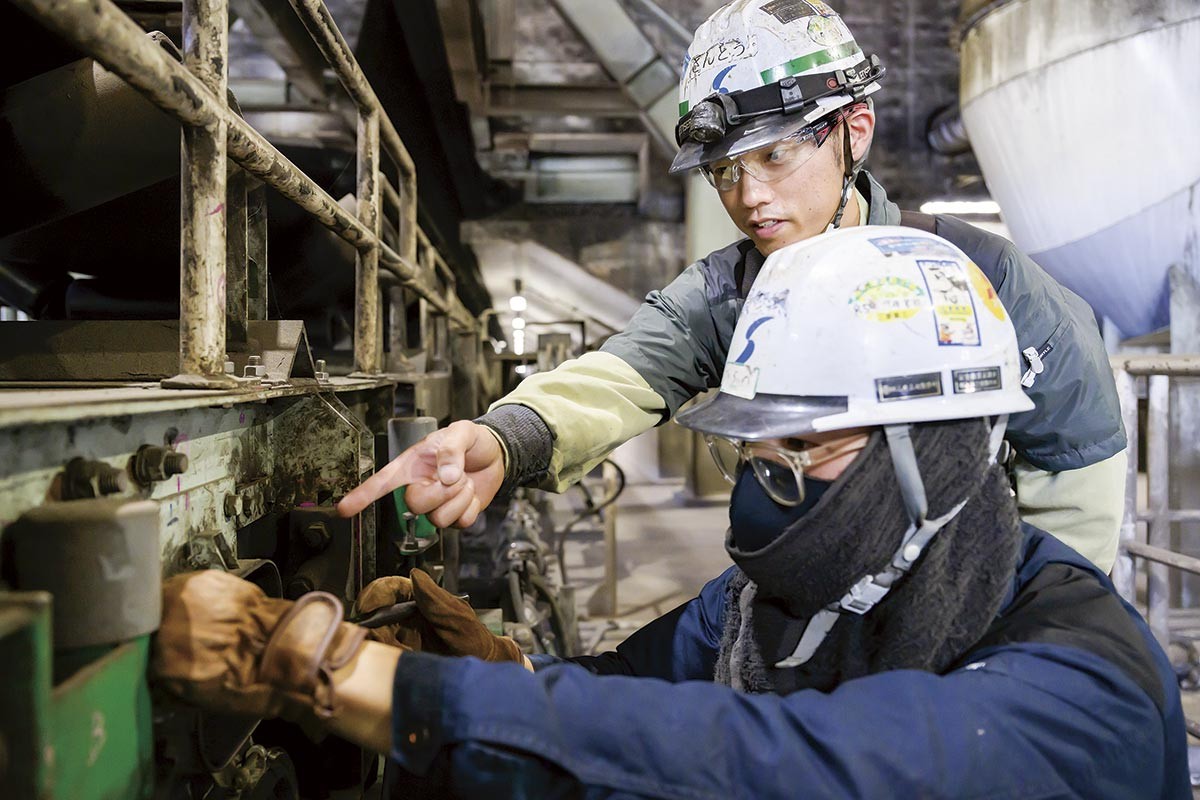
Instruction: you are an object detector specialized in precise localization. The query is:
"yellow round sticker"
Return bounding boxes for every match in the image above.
[849,277,926,322]
[967,262,1006,321]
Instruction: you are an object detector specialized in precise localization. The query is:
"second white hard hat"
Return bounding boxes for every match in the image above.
[675,225,1034,439]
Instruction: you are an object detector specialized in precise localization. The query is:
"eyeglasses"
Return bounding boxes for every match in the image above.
[704,432,871,506]
[699,116,841,192]
[704,435,814,507]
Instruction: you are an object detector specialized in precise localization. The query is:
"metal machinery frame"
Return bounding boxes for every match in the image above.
[0,0,493,796]
[1112,354,1200,737]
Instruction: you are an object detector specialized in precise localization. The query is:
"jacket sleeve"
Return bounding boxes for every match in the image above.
[567,569,729,681]
[387,642,1179,800]
[486,260,736,491]
[1014,451,1126,573]
[937,215,1127,472]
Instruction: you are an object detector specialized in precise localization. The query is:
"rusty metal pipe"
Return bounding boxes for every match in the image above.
[1110,354,1200,377]
[355,110,382,374]
[167,0,238,388]
[284,0,416,179]
[284,0,419,266]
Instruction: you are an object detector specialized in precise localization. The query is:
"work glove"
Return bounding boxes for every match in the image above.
[354,568,525,664]
[152,569,376,725]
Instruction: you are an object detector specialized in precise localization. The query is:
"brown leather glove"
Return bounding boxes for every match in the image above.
[152,569,373,725]
[355,568,524,663]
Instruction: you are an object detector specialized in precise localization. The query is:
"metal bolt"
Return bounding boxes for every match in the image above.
[62,457,129,500]
[301,521,331,551]
[131,445,189,485]
[243,354,267,379]
[314,359,329,382]
[223,355,235,375]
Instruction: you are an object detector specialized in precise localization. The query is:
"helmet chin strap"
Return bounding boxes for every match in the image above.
[774,417,1008,669]
[824,116,865,233]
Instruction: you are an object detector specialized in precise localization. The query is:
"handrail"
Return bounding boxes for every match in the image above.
[1111,353,1200,653]
[11,0,477,384]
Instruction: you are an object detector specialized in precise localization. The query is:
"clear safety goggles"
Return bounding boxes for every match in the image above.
[698,116,841,192]
[704,433,868,506]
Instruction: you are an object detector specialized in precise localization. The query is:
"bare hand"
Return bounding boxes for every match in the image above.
[336,420,505,528]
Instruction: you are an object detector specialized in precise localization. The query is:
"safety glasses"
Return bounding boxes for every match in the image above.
[699,116,841,192]
[704,435,813,507]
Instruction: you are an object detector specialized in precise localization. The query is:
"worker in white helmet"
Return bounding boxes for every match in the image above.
[339,0,1126,573]
[153,228,1186,798]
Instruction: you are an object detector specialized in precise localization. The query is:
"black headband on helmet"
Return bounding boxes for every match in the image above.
[675,54,885,147]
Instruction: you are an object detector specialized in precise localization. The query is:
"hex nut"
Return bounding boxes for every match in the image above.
[131,445,188,485]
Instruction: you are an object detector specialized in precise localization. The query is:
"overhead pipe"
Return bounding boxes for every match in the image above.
[925,104,971,157]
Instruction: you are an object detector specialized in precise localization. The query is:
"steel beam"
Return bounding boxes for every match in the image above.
[486,86,639,116]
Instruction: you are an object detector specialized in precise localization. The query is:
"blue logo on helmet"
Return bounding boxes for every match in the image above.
[734,316,773,363]
[712,65,736,94]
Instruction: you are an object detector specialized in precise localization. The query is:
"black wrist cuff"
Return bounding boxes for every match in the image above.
[475,405,553,497]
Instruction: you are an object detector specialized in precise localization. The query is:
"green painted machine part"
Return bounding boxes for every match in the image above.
[392,486,437,539]
[0,591,154,799]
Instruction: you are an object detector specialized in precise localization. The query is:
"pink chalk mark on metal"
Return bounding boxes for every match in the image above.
[298,502,317,508]
[208,203,225,216]
[239,412,246,424]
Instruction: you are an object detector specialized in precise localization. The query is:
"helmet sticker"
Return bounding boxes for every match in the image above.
[952,367,1003,394]
[759,0,835,25]
[806,15,850,47]
[917,260,982,347]
[875,372,944,403]
[683,37,759,92]
[849,277,927,322]
[967,261,1007,321]
[869,236,957,258]
[723,362,760,399]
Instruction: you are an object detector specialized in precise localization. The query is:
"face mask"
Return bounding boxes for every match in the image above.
[728,468,831,552]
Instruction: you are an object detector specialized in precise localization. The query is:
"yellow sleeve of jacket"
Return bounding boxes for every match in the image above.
[488,351,665,491]
[1014,450,1126,573]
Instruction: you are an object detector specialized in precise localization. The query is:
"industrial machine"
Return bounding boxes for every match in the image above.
[0,0,516,797]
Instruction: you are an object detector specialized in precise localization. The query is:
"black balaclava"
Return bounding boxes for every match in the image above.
[729,471,831,553]
[715,418,1021,695]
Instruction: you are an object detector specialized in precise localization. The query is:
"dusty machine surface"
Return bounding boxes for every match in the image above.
[0,0,514,797]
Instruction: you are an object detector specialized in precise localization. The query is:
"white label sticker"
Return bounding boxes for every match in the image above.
[722,363,759,399]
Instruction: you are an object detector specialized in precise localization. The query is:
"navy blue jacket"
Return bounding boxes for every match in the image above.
[386,526,1188,799]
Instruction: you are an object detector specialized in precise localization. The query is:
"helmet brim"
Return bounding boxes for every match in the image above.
[674,391,849,440]
[668,96,849,175]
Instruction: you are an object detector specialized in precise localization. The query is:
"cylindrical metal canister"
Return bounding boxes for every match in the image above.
[7,498,161,648]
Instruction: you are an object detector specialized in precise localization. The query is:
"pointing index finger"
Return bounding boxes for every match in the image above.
[336,448,425,517]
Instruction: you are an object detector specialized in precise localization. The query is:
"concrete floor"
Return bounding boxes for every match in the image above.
[548,479,732,654]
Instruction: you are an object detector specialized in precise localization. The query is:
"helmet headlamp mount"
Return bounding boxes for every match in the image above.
[674,54,885,148]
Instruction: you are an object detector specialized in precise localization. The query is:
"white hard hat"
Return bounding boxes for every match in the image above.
[676,225,1035,439]
[671,0,884,174]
